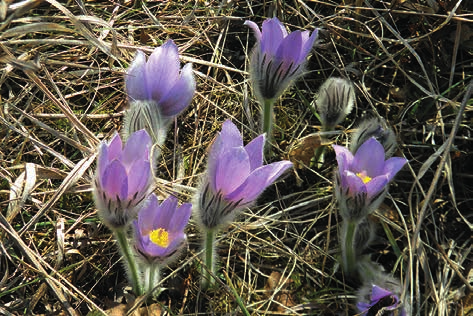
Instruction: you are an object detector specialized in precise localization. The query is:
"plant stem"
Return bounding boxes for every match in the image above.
[262,98,274,137]
[342,220,357,277]
[114,228,142,295]
[148,264,161,297]
[202,228,216,289]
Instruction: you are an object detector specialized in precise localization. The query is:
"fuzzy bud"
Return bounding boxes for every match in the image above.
[315,77,355,131]
[351,117,397,158]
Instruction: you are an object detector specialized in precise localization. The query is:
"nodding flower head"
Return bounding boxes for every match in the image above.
[245,17,318,103]
[333,137,407,221]
[195,120,293,230]
[124,40,196,143]
[133,194,191,265]
[93,130,154,229]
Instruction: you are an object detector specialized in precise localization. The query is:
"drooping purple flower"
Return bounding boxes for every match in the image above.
[333,137,407,220]
[245,17,318,103]
[133,194,191,264]
[195,120,293,229]
[93,130,154,229]
[357,285,407,316]
[124,40,196,144]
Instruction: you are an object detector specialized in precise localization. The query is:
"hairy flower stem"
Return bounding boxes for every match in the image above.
[114,228,142,295]
[202,228,217,289]
[143,264,161,297]
[342,220,358,277]
[262,99,275,138]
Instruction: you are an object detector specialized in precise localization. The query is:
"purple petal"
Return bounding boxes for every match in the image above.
[126,159,151,198]
[219,120,244,149]
[344,171,367,196]
[107,133,123,161]
[353,137,385,177]
[260,17,287,54]
[137,194,160,234]
[214,147,251,195]
[146,40,180,102]
[170,203,192,232]
[122,129,151,166]
[207,121,244,190]
[101,160,128,200]
[244,20,262,42]
[365,175,389,199]
[333,145,354,174]
[126,50,148,101]
[152,196,179,229]
[371,285,393,301]
[276,30,304,63]
[159,63,196,117]
[356,302,371,312]
[383,157,407,181]
[302,29,318,58]
[226,161,292,204]
[244,134,265,171]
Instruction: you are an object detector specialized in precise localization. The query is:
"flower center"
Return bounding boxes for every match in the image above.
[149,228,169,247]
[356,171,372,184]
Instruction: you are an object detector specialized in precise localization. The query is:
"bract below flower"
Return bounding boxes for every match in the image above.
[93,130,153,229]
[196,120,293,229]
[133,194,191,265]
[333,137,407,220]
[245,17,318,103]
[124,40,196,143]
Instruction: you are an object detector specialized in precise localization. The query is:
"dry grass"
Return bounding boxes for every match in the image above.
[0,0,472,315]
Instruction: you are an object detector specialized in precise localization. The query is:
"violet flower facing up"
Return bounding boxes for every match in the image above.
[196,120,293,230]
[245,17,318,103]
[124,40,196,144]
[333,137,407,221]
[357,285,407,316]
[93,130,154,229]
[133,194,191,265]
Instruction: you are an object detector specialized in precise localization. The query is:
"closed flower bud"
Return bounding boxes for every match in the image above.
[351,117,397,158]
[315,77,355,131]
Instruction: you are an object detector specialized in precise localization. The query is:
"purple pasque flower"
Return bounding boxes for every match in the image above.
[357,285,407,316]
[245,17,318,103]
[333,137,407,221]
[124,40,196,144]
[133,194,191,264]
[93,130,154,229]
[196,120,293,229]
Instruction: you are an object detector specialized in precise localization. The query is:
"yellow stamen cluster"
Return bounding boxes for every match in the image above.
[149,228,170,247]
[356,172,372,184]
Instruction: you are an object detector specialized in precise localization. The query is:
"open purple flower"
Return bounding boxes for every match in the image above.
[333,137,407,220]
[133,194,191,264]
[124,40,196,144]
[357,285,407,316]
[245,17,318,103]
[93,130,154,229]
[196,120,293,229]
